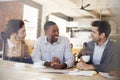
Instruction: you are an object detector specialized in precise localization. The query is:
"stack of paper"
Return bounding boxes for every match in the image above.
[67,70,97,76]
[38,68,69,74]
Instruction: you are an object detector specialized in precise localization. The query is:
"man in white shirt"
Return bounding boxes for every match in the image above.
[32,21,74,69]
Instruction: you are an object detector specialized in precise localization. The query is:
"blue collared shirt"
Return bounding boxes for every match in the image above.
[93,40,108,65]
[32,36,74,68]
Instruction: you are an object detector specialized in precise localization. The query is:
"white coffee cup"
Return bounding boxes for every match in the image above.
[33,62,45,68]
[81,55,90,62]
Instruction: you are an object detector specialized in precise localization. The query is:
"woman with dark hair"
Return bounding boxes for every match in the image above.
[3,19,33,64]
[0,31,5,51]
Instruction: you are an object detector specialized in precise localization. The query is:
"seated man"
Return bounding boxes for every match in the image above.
[32,21,74,69]
[3,19,33,64]
[76,20,120,72]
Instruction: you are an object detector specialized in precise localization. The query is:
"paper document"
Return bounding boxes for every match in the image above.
[31,77,51,80]
[38,68,69,73]
[30,75,55,80]
[67,70,97,76]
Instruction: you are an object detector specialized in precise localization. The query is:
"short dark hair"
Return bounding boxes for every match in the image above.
[91,20,111,38]
[1,31,5,39]
[4,19,24,39]
[44,21,57,31]
[83,42,87,47]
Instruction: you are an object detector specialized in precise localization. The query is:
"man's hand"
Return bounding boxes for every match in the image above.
[51,57,67,69]
[44,57,67,69]
[44,62,51,67]
[51,57,60,66]
[109,71,120,77]
[76,61,95,70]
[52,63,67,69]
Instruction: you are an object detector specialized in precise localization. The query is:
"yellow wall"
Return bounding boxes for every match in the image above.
[25,40,35,54]
[72,48,80,55]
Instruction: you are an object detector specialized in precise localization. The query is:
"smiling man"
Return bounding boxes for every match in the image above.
[32,21,74,69]
[76,20,120,72]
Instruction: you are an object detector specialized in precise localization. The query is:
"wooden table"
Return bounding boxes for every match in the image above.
[0,60,111,80]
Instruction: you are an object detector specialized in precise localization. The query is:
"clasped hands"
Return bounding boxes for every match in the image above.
[44,57,67,69]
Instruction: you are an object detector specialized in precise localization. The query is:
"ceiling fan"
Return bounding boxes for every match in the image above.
[78,0,99,18]
[80,0,90,11]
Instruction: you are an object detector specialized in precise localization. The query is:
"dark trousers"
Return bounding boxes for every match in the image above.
[4,56,33,64]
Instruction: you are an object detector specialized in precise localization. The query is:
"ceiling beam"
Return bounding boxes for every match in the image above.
[51,13,73,21]
[78,9,99,19]
[86,10,99,19]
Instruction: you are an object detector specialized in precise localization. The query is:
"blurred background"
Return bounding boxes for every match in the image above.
[0,0,120,54]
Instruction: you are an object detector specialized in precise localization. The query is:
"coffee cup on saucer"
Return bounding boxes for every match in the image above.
[81,55,90,62]
[33,62,46,68]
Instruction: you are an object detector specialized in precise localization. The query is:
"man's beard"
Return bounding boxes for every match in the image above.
[47,36,58,43]
[91,35,100,42]
[93,37,101,43]
[51,36,58,42]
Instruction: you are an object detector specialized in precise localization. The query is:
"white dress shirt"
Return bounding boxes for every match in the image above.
[32,36,74,68]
